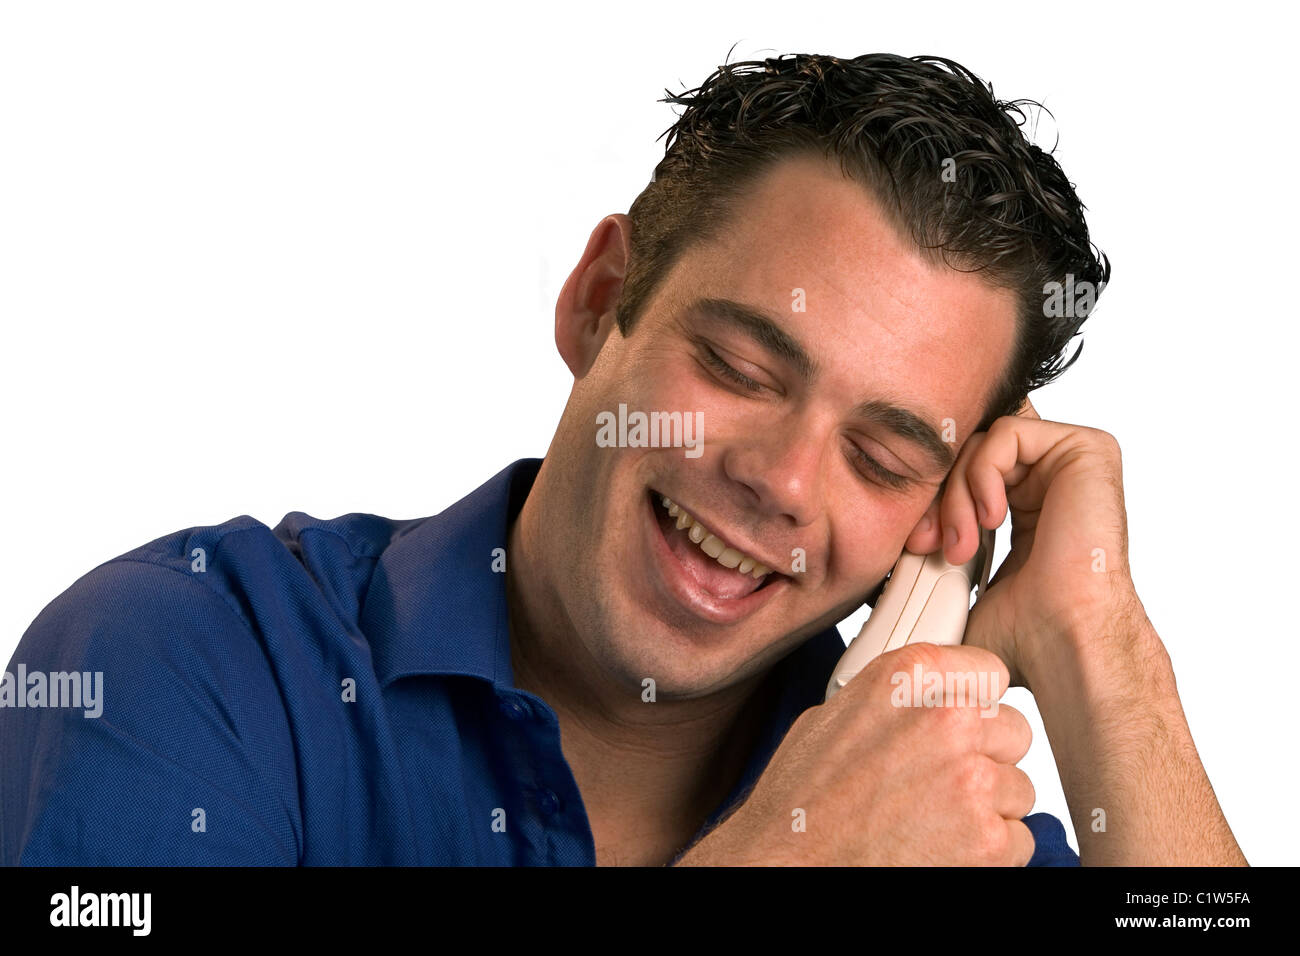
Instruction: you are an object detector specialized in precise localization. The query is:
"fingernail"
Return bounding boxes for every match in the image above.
[945,525,958,549]
[977,500,987,524]
[918,514,932,533]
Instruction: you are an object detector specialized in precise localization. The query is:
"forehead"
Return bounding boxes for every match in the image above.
[657,153,1019,437]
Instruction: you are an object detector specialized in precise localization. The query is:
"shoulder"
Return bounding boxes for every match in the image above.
[40,510,418,641]
[12,508,421,704]
[3,510,419,865]
[17,517,271,676]
[9,514,303,741]
[2,516,326,864]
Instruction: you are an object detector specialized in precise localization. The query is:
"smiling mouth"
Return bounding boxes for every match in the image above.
[647,488,785,600]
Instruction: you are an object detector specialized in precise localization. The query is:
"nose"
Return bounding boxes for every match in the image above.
[722,418,821,526]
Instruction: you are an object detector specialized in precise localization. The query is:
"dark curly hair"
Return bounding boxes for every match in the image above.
[616,51,1110,432]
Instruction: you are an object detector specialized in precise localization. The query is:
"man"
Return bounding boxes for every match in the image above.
[1,52,1244,866]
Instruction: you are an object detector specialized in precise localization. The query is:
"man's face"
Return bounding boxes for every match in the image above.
[540,152,1017,699]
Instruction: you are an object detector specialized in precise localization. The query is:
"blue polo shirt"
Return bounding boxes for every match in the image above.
[1,458,1078,866]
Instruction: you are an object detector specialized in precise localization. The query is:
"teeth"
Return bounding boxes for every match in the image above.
[717,547,743,569]
[657,494,773,581]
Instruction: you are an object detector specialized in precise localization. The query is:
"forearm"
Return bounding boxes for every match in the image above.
[1026,596,1247,866]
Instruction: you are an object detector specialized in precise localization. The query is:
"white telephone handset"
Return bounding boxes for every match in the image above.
[825,526,996,701]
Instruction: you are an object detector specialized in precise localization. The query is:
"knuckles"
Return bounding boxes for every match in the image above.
[886,640,946,675]
[928,699,983,738]
[954,752,996,798]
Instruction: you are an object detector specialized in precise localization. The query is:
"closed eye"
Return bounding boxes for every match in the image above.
[700,340,910,490]
[846,441,911,490]
[700,345,764,392]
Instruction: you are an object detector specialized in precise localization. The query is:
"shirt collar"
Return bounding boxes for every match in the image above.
[361,456,848,801]
[363,458,538,689]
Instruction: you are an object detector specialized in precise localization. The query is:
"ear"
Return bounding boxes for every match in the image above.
[555,213,632,379]
[903,495,945,556]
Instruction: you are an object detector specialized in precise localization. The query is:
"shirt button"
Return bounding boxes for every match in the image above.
[537,789,560,815]
[499,696,531,721]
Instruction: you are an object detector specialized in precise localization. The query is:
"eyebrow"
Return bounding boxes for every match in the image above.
[688,296,956,475]
[691,297,818,382]
[849,399,955,474]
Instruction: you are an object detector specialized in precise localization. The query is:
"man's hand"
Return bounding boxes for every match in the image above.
[927,397,1246,865]
[676,643,1035,866]
[932,397,1143,689]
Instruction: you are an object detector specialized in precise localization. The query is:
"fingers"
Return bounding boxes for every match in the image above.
[1003,817,1037,866]
[877,643,1012,711]
[864,644,1027,759]
[937,431,989,566]
[966,757,1037,828]
[968,769,1037,864]
[979,702,1031,765]
[994,764,1037,823]
[938,409,1080,566]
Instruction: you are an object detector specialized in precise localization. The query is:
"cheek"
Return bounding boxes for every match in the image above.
[628,346,703,403]
[622,355,740,438]
[825,485,921,586]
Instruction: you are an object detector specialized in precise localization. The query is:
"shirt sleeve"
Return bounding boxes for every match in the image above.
[1,559,301,865]
[1023,811,1080,866]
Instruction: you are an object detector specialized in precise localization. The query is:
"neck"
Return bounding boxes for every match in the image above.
[504,466,772,865]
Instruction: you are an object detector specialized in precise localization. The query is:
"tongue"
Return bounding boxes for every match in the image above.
[661,514,764,600]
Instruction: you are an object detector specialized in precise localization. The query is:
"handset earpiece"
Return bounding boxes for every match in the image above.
[825,526,995,702]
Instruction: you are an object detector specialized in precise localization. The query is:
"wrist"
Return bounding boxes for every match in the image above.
[1021,586,1174,704]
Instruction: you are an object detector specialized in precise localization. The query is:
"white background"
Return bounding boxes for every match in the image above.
[2,1,1295,864]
